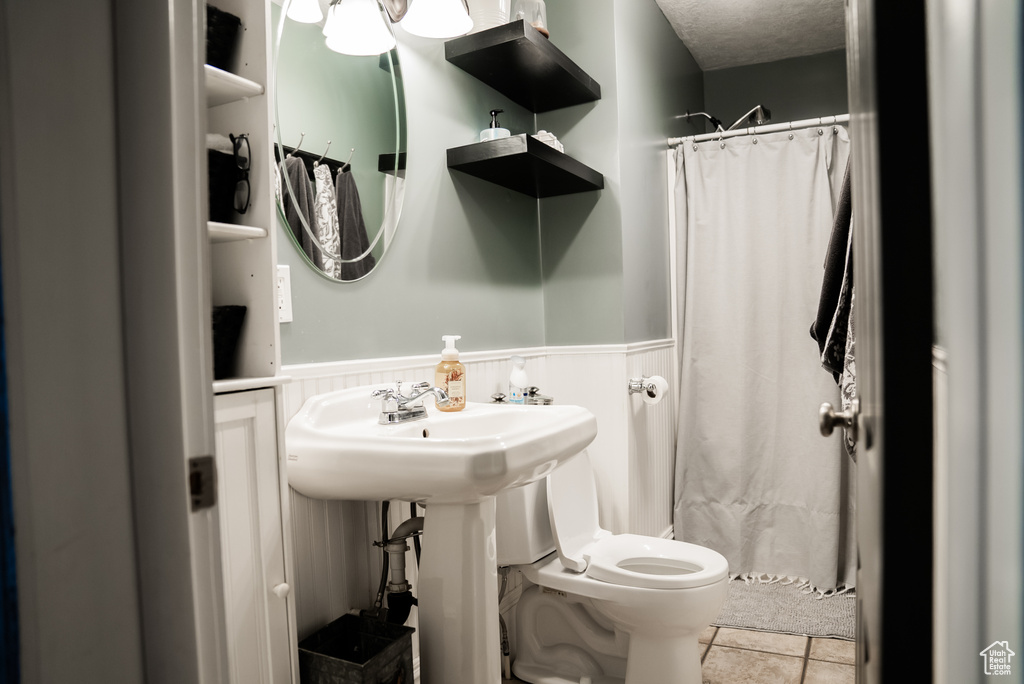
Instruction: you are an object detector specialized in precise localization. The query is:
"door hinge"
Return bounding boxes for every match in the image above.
[189,455,217,511]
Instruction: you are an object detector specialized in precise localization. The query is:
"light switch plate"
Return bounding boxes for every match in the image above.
[277,265,293,323]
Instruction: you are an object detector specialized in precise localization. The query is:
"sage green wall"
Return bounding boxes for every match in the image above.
[704,50,848,128]
[277,17,544,363]
[612,0,704,343]
[277,0,705,362]
[536,0,704,346]
[537,0,625,345]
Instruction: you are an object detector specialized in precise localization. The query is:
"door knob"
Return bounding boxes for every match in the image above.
[272,583,291,599]
[819,398,859,443]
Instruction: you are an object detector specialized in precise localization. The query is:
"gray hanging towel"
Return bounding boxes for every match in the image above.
[281,155,321,269]
[335,166,376,280]
[810,156,853,382]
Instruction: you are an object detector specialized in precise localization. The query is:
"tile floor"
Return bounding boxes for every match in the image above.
[501,626,855,684]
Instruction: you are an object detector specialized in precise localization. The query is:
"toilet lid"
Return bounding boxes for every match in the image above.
[546,451,609,573]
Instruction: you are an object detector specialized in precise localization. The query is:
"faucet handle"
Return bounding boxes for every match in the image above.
[372,386,401,411]
[410,381,430,392]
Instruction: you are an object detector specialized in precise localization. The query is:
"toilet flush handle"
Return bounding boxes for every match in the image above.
[819,398,859,443]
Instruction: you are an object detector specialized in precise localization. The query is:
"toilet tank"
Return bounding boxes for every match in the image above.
[495,478,555,566]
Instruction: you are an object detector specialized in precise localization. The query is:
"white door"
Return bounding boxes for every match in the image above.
[215,389,297,684]
[925,1,1024,682]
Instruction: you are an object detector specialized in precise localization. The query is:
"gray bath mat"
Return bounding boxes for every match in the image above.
[713,577,856,641]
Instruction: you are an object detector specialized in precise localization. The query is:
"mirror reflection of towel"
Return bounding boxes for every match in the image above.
[335,167,376,280]
[313,163,341,278]
[281,155,320,268]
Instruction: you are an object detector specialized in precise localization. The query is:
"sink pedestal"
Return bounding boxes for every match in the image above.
[417,498,500,684]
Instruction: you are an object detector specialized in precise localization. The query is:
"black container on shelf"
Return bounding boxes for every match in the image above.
[206,4,241,71]
[208,148,236,223]
[298,614,415,684]
[212,305,246,380]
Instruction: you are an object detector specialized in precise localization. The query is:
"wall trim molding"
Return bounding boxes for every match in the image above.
[281,340,676,379]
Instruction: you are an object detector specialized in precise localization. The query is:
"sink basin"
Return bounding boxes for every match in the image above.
[285,384,598,504]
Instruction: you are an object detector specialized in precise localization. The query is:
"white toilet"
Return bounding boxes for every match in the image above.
[495,450,729,684]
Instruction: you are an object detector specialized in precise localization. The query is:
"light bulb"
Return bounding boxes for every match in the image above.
[323,0,396,56]
[286,0,324,23]
[400,0,473,39]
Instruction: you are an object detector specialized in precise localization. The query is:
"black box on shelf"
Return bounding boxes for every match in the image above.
[208,148,236,223]
[206,4,241,72]
[212,305,246,380]
[298,614,415,684]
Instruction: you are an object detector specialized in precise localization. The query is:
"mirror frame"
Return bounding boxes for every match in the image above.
[272,0,407,282]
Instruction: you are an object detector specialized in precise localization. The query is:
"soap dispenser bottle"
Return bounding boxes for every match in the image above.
[435,335,466,412]
[480,109,511,142]
[508,356,528,404]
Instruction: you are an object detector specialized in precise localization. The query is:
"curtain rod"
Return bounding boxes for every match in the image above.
[667,114,850,147]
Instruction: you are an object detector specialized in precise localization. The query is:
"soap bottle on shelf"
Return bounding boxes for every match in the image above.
[480,109,511,142]
[435,335,466,412]
[508,356,528,404]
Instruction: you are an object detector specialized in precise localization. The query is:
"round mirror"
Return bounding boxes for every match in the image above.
[272,0,407,282]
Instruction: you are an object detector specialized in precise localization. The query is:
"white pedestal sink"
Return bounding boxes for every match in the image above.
[285,385,598,684]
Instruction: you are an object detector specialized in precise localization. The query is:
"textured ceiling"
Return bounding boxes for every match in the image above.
[653,0,846,72]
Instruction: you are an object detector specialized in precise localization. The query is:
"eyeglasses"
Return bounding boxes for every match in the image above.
[230,133,250,214]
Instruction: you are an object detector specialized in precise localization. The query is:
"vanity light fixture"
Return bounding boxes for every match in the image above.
[323,0,397,56]
[398,0,473,39]
[286,0,324,24]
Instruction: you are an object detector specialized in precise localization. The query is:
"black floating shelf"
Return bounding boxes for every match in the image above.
[377,152,407,175]
[447,134,603,199]
[444,20,601,113]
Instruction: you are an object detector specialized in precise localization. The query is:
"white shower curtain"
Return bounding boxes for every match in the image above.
[672,126,856,592]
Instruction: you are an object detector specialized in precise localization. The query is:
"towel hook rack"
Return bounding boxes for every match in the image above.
[317,140,332,164]
[291,132,306,156]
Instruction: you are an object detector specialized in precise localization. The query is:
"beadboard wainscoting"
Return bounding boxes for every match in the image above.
[279,340,676,639]
[626,341,678,538]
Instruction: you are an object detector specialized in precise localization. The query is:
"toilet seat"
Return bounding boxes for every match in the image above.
[546,452,728,590]
[584,534,728,589]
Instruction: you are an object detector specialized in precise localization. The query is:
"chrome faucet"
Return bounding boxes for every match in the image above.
[372,381,450,424]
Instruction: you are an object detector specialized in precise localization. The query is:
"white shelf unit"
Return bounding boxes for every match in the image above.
[209,220,269,242]
[205,64,264,106]
[201,3,297,683]
[205,0,281,388]
[213,389,294,684]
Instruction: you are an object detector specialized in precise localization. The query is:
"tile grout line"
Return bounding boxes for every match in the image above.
[701,626,718,664]
[799,637,813,684]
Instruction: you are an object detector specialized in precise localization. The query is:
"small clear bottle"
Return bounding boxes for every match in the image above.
[435,335,466,412]
[508,356,529,404]
[512,0,548,37]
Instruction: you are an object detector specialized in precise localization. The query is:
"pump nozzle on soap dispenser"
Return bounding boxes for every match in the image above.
[480,109,511,142]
